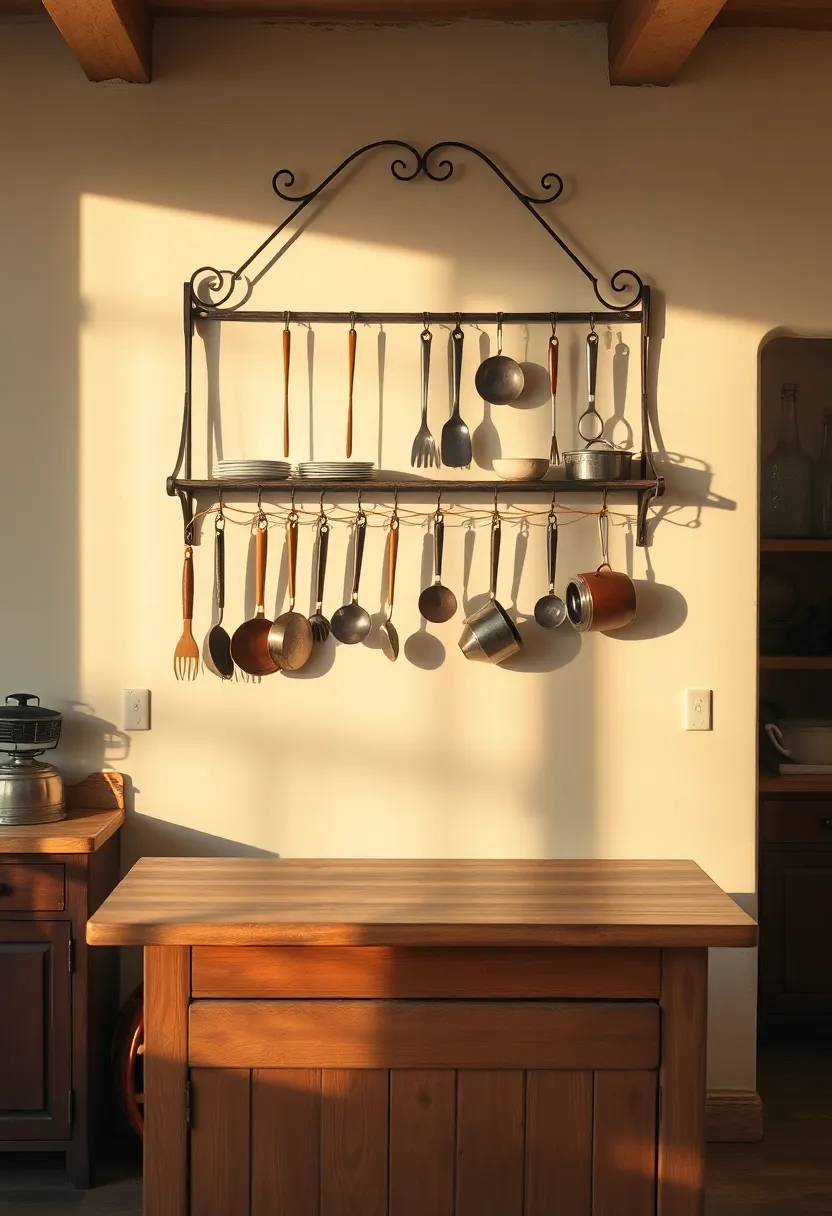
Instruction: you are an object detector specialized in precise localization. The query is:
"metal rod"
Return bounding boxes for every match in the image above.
[172,477,665,495]
[191,308,644,326]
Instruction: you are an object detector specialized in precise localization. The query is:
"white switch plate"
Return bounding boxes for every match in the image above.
[123,689,150,731]
[685,689,712,731]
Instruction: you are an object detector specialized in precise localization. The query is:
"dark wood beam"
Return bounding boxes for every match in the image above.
[41,0,152,82]
[609,0,727,84]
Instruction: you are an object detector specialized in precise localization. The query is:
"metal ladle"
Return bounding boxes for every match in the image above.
[474,313,524,406]
[379,506,400,662]
[207,510,235,679]
[534,510,567,629]
[331,508,371,645]
[418,502,457,624]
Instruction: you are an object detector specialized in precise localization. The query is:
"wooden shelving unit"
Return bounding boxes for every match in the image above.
[759,772,832,794]
[760,538,832,552]
[759,655,832,670]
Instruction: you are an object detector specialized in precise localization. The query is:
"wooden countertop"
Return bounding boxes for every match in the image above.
[86,858,757,948]
[0,772,124,854]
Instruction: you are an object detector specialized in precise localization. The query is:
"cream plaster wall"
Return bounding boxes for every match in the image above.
[5,14,830,1089]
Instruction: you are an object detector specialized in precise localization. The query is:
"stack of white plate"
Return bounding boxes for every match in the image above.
[296,462,375,482]
[213,460,292,481]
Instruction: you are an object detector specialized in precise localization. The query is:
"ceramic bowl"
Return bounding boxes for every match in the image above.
[492,458,550,482]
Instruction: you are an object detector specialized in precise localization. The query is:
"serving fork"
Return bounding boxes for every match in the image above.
[173,545,200,681]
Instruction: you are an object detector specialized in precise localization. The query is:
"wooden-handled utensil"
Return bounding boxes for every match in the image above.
[173,545,200,680]
[231,518,279,676]
[282,315,291,459]
[207,515,235,678]
[346,317,356,459]
[548,320,559,465]
[268,513,313,671]
[379,510,400,662]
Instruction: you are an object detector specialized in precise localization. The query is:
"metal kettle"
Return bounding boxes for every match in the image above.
[0,693,65,825]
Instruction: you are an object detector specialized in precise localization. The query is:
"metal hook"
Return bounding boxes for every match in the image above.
[590,313,596,334]
[493,487,500,520]
[289,486,297,519]
[497,311,503,353]
[349,311,356,332]
[319,489,326,515]
[422,311,430,335]
[550,312,557,338]
[257,486,263,513]
[216,486,225,522]
[284,310,290,331]
[550,488,557,521]
[356,487,363,515]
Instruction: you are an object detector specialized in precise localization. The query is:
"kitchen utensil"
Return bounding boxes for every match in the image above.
[441,322,472,468]
[577,326,603,443]
[268,513,313,671]
[331,511,371,645]
[410,323,439,469]
[549,319,560,465]
[173,545,200,681]
[309,511,332,644]
[458,512,522,664]
[0,694,65,825]
[562,440,633,481]
[282,314,291,459]
[231,518,279,676]
[207,516,234,679]
[346,316,356,459]
[492,458,549,482]
[379,510,400,662]
[418,506,457,623]
[766,720,832,766]
[474,315,524,406]
[566,509,636,633]
[534,512,567,629]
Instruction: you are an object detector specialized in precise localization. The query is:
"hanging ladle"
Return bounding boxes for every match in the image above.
[331,505,371,645]
[534,508,567,629]
[474,313,524,406]
[418,496,457,624]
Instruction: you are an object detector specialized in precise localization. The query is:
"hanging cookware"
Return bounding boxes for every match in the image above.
[441,320,472,468]
[0,694,65,826]
[533,511,567,629]
[331,508,372,645]
[379,507,400,663]
[548,316,560,465]
[231,515,280,676]
[268,510,313,672]
[207,511,234,680]
[562,324,633,481]
[474,314,524,406]
[458,510,522,665]
[566,510,636,634]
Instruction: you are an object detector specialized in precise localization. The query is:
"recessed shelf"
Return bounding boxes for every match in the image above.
[760,656,832,670]
[760,538,832,552]
[759,773,832,794]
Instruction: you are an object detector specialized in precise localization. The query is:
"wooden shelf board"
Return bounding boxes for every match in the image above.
[759,656,832,670]
[759,774,832,794]
[760,539,832,552]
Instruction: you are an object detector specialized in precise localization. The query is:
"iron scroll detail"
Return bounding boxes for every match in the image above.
[189,141,644,312]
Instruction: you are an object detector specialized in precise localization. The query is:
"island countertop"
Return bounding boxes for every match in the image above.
[86,856,757,948]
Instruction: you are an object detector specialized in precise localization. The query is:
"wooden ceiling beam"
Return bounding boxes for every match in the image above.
[609,0,727,84]
[41,0,152,82]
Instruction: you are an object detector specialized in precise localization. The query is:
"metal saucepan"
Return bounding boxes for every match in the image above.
[268,512,313,671]
[566,510,636,633]
[474,314,524,406]
[562,439,633,481]
[459,512,522,664]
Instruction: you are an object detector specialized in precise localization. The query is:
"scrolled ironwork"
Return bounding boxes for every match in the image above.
[189,266,242,310]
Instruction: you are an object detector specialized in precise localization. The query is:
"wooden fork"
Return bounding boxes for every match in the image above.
[174,545,199,681]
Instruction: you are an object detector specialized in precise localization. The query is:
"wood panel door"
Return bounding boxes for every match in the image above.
[190,1065,658,1216]
[0,921,71,1139]
[759,847,832,1030]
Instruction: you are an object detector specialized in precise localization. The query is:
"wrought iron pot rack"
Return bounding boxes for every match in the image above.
[168,140,663,546]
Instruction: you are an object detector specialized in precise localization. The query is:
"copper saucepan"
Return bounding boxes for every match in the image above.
[566,509,636,634]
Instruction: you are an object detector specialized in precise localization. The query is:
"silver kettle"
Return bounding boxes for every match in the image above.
[0,694,65,825]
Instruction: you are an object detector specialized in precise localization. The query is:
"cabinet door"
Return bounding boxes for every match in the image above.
[0,921,71,1139]
[760,848,832,1029]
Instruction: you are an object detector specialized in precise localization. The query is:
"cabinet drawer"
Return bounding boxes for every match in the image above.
[760,800,832,845]
[0,864,65,911]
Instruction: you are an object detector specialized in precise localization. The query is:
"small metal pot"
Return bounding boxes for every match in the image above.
[0,693,62,750]
[566,512,636,634]
[562,439,633,482]
[459,514,522,665]
[0,756,65,826]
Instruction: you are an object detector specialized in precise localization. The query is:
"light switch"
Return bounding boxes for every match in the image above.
[123,689,150,731]
[685,689,712,731]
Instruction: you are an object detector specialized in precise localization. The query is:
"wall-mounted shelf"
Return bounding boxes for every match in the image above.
[759,656,832,670]
[173,477,662,495]
[759,773,832,794]
[761,539,832,552]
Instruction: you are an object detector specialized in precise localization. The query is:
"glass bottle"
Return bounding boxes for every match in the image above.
[815,410,832,536]
[761,383,813,537]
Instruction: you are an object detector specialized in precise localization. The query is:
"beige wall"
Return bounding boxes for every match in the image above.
[6,14,831,1089]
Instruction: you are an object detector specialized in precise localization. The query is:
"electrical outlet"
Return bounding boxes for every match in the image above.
[685,689,712,732]
[123,689,150,731]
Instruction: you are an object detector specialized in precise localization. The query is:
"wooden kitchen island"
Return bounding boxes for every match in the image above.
[87,858,757,1216]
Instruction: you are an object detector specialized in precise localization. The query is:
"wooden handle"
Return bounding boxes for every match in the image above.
[347,326,356,459]
[255,524,267,615]
[182,546,194,621]
[286,516,298,608]
[386,524,399,610]
[548,335,559,398]
[282,328,291,459]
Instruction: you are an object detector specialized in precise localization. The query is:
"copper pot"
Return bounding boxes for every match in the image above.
[566,512,636,633]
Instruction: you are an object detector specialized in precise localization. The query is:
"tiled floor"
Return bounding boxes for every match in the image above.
[1,1045,830,1214]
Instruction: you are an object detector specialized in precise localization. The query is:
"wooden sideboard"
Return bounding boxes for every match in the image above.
[88,857,756,1216]
[0,773,124,1187]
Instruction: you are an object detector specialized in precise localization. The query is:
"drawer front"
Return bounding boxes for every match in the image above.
[760,800,832,845]
[0,864,65,912]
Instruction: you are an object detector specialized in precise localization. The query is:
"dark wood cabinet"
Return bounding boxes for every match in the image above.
[759,798,832,1037]
[0,775,123,1186]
